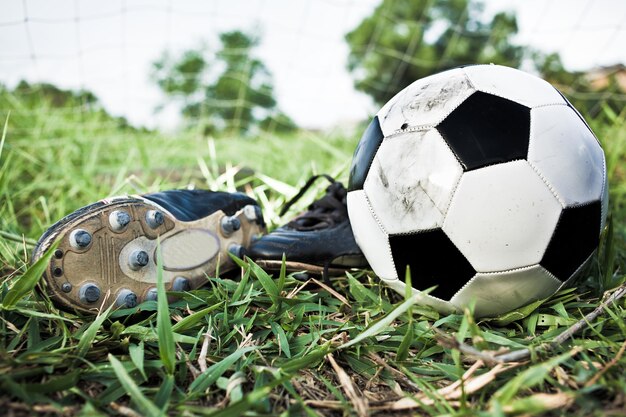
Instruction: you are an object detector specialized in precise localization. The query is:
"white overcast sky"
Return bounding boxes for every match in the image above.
[1,0,625,130]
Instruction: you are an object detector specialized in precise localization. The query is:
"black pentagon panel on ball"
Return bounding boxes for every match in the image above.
[540,201,602,281]
[437,91,531,171]
[389,229,476,300]
[348,116,384,191]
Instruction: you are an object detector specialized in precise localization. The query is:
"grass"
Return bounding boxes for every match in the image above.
[0,96,625,417]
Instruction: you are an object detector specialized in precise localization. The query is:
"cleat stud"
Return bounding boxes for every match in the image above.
[53,267,63,277]
[172,276,191,292]
[69,229,92,249]
[228,243,246,259]
[109,210,131,231]
[145,287,158,301]
[243,205,264,225]
[116,289,138,308]
[61,282,72,293]
[243,205,258,221]
[220,216,241,235]
[129,250,149,270]
[79,283,101,304]
[145,210,165,229]
[54,249,64,259]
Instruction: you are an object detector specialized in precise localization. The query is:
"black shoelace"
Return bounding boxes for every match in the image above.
[280,174,348,231]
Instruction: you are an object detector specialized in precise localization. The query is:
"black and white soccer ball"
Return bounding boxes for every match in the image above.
[346,64,608,318]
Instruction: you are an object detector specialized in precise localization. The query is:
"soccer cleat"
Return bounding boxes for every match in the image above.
[32,190,265,314]
[248,175,368,278]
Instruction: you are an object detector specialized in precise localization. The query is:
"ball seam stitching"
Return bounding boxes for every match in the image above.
[526,159,566,208]
[387,72,476,137]
[463,67,567,108]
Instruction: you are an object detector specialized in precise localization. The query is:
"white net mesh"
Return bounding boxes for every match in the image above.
[1,0,624,135]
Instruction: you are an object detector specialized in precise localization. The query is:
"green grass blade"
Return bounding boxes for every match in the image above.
[0,376,31,403]
[277,253,287,294]
[108,354,163,417]
[485,297,547,326]
[188,345,259,394]
[601,213,618,290]
[0,111,8,163]
[255,173,296,196]
[231,265,251,302]
[23,369,81,394]
[76,303,114,359]
[171,302,224,333]
[248,259,279,299]
[338,294,420,350]
[396,322,414,361]
[271,321,291,358]
[154,374,175,409]
[279,344,331,374]
[2,241,58,309]
[129,341,147,380]
[397,266,414,361]
[205,383,275,417]
[492,349,578,404]
[76,403,108,417]
[156,240,176,375]
[346,272,392,310]
[245,258,281,310]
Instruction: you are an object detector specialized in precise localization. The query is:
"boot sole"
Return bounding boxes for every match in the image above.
[32,196,265,314]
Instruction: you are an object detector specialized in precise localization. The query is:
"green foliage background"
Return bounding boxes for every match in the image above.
[152,30,296,136]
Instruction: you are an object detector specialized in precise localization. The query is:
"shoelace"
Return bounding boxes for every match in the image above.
[280,174,348,231]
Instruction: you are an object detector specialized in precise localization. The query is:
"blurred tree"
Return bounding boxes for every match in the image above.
[345,0,524,106]
[0,81,139,134]
[152,30,296,135]
[345,0,625,124]
[13,80,99,109]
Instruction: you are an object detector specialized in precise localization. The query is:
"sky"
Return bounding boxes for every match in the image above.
[1,0,625,130]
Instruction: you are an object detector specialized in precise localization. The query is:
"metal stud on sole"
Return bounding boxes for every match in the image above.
[109,210,131,231]
[69,229,92,249]
[145,287,158,301]
[145,210,165,229]
[129,250,149,270]
[116,289,138,308]
[172,276,191,292]
[79,283,101,304]
[220,216,241,236]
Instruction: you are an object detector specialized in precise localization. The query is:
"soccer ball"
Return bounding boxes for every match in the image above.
[346,65,608,318]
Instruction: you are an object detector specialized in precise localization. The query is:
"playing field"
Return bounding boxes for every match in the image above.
[0,95,625,416]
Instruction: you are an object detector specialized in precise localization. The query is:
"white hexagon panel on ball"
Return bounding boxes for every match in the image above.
[451,265,562,318]
[376,68,475,137]
[364,129,463,235]
[463,64,566,108]
[346,189,397,281]
[527,104,606,208]
[443,160,562,273]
